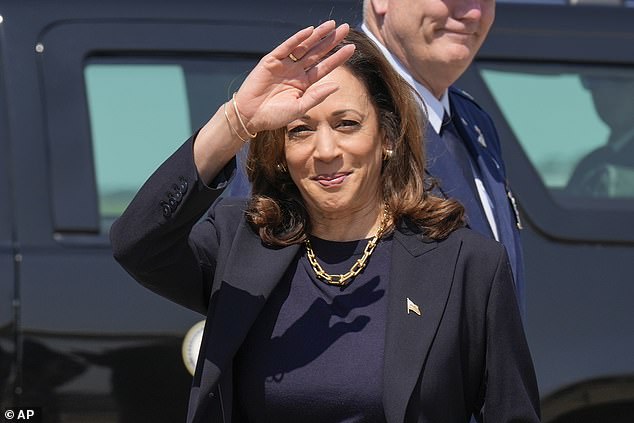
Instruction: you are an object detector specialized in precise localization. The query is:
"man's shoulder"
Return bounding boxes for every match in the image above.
[449,86,487,114]
[448,85,502,152]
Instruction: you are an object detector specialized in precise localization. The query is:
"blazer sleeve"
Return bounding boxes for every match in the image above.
[110,134,237,315]
[479,248,541,422]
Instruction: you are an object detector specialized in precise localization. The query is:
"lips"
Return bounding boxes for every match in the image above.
[312,172,351,187]
[441,26,477,37]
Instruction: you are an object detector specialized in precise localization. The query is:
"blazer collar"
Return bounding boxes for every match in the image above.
[383,226,461,423]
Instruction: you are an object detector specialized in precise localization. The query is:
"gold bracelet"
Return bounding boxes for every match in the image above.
[232,92,258,139]
[224,102,248,143]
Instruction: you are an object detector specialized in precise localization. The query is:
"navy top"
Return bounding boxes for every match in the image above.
[234,235,393,422]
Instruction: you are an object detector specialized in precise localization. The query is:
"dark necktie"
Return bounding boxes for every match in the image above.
[439,112,492,237]
[440,112,480,199]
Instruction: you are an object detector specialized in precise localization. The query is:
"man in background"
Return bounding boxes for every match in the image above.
[362,0,526,312]
[567,73,634,197]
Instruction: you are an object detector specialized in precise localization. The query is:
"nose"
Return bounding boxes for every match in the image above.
[313,126,340,162]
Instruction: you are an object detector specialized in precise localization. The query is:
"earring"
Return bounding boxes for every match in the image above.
[276,163,288,173]
[383,149,393,161]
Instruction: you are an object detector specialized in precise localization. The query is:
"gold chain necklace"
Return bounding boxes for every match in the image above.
[304,205,390,287]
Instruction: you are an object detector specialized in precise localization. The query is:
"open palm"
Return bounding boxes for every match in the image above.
[233,21,355,133]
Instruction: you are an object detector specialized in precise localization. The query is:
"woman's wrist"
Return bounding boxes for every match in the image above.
[223,101,250,143]
[193,103,246,183]
[231,92,258,140]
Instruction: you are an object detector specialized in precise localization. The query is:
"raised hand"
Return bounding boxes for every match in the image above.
[233,21,355,134]
[194,21,354,183]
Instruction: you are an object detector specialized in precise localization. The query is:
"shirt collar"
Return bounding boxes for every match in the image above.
[361,24,450,134]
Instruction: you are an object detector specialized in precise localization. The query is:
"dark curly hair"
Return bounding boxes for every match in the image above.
[245,29,464,246]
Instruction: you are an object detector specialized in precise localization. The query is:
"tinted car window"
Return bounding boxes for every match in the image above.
[84,58,254,232]
[480,63,634,205]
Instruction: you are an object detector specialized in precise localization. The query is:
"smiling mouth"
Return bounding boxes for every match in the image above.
[441,29,476,38]
[312,172,351,187]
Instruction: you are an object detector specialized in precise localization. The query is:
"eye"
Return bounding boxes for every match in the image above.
[337,119,360,129]
[287,124,312,138]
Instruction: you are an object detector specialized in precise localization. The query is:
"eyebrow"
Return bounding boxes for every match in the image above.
[296,109,364,121]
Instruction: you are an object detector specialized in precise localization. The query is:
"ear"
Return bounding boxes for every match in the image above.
[370,0,389,16]
[382,134,394,155]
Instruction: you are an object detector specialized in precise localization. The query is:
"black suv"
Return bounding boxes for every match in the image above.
[1,0,633,422]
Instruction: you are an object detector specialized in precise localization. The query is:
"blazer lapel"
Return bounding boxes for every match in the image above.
[383,227,461,423]
[192,218,300,422]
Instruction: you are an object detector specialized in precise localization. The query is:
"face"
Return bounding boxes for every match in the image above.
[284,67,384,220]
[375,0,495,97]
[583,77,634,133]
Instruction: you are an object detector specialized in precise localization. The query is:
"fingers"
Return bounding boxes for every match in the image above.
[299,23,350,69]
[299,82,340,113]
[271,20,334,61]
[271,20,345,66]
[306,43,356,85]
[286,20,338,62]
[236,22,354,131]
[293,24,355,114]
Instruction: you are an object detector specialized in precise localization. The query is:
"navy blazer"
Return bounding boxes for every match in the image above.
[110,137,540,423]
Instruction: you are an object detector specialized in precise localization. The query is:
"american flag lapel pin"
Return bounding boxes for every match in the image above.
[407,298,421,316]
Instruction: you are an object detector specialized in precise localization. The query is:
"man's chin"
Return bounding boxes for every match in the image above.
[437,43,476,68]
